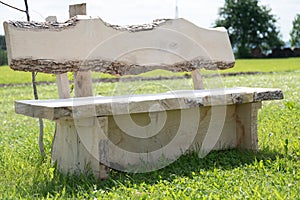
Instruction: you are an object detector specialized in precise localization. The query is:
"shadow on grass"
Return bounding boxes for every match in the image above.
[30,149,286,197]
[104,149,285,185]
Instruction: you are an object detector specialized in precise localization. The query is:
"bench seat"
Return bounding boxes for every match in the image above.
[15,87,283,120]
[13,87,283,175]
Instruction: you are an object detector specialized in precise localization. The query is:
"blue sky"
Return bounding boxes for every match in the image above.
[0,0,299,41]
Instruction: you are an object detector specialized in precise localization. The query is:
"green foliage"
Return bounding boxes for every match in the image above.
[215,0,284,58]
[0,35,6,50]
[0,36,8,65]
[0,50,7,66]
[0,60,299,199]
[290,14,300,47]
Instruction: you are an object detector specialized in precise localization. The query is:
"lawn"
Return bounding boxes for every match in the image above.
[1,57,300,84]
[220,57,300,73]
[0,59,299,199]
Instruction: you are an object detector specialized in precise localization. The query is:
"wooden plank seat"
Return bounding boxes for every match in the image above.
[14,87,283,175]
[4,7,284,179]
[16,88,283,120]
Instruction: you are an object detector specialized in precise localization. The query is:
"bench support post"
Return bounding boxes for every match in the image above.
[191,69,204,90]
[236,102,262,151]
[51,117,109,178]
[51,3,109,180]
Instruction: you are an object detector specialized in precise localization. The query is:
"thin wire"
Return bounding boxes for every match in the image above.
[0,1,26,13]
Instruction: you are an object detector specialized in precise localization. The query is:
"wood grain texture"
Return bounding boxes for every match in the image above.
[74,71,93,97]
[50,104,259,171]
[8,58,235,75]
[236,102,262,151]
[4,17,235,74]
[45,16,71,99]
[191,69,204,90]
[14,87,283,121]
[50,4,108,179]
[73,3,108,179]
[55,74,70,98]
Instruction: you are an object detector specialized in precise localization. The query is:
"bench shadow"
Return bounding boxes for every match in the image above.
[102,149,285,186]
[31,149,286,197]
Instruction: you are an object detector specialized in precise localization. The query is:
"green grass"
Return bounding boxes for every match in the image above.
[220,57,300,73]
[0,59,299,199]
[0,66,186,85]
[1,57,299,84]
[0,67,57,84]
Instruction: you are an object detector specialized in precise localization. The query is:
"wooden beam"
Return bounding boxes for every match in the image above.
[4,18,235,75]
[69,3,86,16]
[14,87,284,121]
[45,16,71,99]
[191,69,204,90]
[69,3,108,180]
[69,3,93,98]
[236,102,262,151]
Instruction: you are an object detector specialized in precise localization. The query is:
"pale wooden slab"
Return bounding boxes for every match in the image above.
[191,69,204,90]
[56,103,262,172]
[15,87,283,120]
[45,16,71,99]
[4,17,234,75]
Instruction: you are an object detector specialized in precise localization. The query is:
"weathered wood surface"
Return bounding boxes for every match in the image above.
[236,102,261,151]
[15,87,283,121]
[49,103,262,172]
[191,69,204,90]
[45,16,71,99]
[49,4,109,179]
[4,17,235,75]
[70,3,108,179]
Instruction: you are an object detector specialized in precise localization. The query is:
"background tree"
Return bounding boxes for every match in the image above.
[0,35,7,65]
[290,14,300,47]
[0,35,6,50]
[215,0,284,58]
[0,50,7,65]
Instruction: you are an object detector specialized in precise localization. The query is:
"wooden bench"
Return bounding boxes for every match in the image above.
[4,4,283,179]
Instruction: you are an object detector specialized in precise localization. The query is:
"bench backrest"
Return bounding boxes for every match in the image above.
[4,17,235,76]
[4,3,235,99]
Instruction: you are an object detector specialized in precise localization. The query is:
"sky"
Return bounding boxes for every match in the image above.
[0,0,299,42]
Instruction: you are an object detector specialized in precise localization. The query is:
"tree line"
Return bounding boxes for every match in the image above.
[215,0,300,58]
[0,35,7,65]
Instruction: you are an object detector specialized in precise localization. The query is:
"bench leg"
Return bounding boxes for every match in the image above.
[236,102,262,151]
[51,117,109,180]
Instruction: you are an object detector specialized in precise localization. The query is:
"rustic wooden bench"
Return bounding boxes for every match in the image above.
[4,4,283,179]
